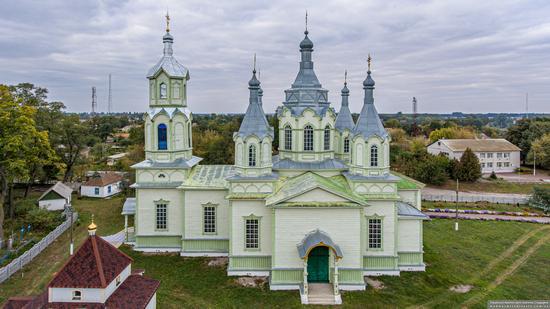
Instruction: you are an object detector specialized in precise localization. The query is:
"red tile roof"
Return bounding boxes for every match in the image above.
[105,275,160,309]
[49,236,132,288]
[83,172,123,187]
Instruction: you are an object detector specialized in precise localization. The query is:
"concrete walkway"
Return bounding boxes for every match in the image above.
[423,187,529,204]
[425,211,550,224]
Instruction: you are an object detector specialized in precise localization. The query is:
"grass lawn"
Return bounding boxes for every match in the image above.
[422,201,546,215]
[429,179,550,194]
[1,196,549,308]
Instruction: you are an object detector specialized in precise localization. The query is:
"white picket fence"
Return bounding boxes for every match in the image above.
[0,213,78,284]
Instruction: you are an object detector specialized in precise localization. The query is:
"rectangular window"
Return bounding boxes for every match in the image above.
[368,218,382,249]
[497,152,503,159]
[480,153,486,158]
[504,162,510,167]
[481,163,486,168]
[497,162,502,167]
[94,187,99,195]
[245,218,259,249]
[108,185,112,193]
[203,205,216,234]
[284,127,292,150]
[487,162,493,168]
[344,138,350,153]
[504,152,510,158]
[487,153,493,158]
[156,204,167,230]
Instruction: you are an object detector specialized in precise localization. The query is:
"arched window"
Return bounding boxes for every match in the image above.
[370,145,378,167]
[158,124,167,150]
[344,137,350,153]
[72,290,82,301]
[284,126,292,150]
[304,125,313,151]
[324,126,331,150]
[159,83,167,99]
[248,145,256,167]
[187,122,192,147]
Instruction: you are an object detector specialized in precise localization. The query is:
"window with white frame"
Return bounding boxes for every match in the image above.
[487,153,493,158]
[203,204,216,234]
[72,290,82,301]
[248,145,256,167]
[368,218,382,249]
[245,217,260,249]
[497,152,503,159]
[94,187,99,195]
[284,126,292,150]
[504,162,510,167]
[324,126,330,151]
[304,125,313,151]
[497,162,502,167]
[370,145,378,167]
[487,162,493,168]
[504,152,510,159]
[159,83,167,99]
[480,152,486,158]
[344,137,350,153]
[481,163,486,168]
[156,203,167,230]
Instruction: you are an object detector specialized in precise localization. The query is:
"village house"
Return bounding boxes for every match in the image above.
[4,220,160,309]
[37,182,73,211]
[427,138,521,173]
[81,172,124,198]
[123,18,428,305]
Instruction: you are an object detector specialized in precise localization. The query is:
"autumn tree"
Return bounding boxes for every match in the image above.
[528,133,550,169]
[0,85,55,239]
[428,126,475,143]
[456,148,481,182]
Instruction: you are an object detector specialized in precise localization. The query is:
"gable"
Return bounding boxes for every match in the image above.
[286,187,350,203]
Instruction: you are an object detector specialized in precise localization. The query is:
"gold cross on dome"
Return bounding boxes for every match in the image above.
[367,54,372,71]
[165,11,170,32]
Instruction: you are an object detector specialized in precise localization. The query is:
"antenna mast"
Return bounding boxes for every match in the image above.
[108,74,112,114]
[91,86,97,116]
[412,97,419,136]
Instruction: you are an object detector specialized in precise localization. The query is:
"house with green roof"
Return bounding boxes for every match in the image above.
[126,16,428,305]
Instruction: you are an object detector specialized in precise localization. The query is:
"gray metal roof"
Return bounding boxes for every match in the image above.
[146,107,191,120]
[38,181,72,201]
[297,229,343,259]
[226,172,279,181]
[335,83,355,132]
[130,182,183,189]
[342,171,400,182]
[397,202,430,220]
[353,71,388,140]
[147,31,189,79]
[235,70,274,140]
[272,156,348,170]
[186,165,236,188]
[131,156,202,169]
[282,31,331,116]
[121,198,136,215]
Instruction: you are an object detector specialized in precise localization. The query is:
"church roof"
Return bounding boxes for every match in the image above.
[353,70,388,140]
[272,156,347,170]
[265,172,366,206]
[49,235,132,288]
[131,156,202,169]
[185,165,236,189]
[147,30,189,79]
[105,275,160,309]
[397,202,430,220]
[235,69,274,140]
[146,107,192,120]
[334,81,355,132]
[297,229,343,259]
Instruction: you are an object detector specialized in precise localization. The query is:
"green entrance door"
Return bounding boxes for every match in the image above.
[307,246,329,283]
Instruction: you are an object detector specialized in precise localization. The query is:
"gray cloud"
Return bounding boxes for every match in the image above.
[0,0,549,114]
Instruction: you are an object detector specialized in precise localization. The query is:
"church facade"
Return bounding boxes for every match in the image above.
[128,21,427,302]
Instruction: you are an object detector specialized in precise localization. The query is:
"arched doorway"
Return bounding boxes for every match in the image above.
[307,246,329,283]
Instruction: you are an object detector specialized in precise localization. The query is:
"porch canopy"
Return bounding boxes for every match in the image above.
[297,229,343,259]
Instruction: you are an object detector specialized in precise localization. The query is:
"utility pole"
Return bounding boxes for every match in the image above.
[533,151,536,176]
[65,204,74,255]
[455,178,459,231]
[108,73,112,114]
[91,86,97,116]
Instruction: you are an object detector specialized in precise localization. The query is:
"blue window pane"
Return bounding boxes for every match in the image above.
[158,124,167,150]
[94,188,99,195]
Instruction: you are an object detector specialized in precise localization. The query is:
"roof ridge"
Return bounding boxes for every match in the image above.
[91,236,107,287]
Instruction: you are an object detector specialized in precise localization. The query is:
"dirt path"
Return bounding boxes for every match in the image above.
[462,231,550,307]
[412,225,550,309]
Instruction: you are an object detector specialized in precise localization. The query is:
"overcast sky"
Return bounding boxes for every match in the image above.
[1,0,549,114]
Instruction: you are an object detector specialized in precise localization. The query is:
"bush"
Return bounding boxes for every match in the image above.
[25,208,64,232]
[529,186,550,213]
[457,148,481,182]
[489,171,497,180]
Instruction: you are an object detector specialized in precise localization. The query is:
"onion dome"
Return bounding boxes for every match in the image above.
[300,30,314,50]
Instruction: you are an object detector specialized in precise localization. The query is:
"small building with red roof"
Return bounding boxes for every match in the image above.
[3,219,159,309]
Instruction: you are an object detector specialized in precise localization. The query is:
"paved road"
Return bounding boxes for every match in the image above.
[425,211,550,224]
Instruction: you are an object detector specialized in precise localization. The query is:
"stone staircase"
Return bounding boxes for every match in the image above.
[307,283,340,305]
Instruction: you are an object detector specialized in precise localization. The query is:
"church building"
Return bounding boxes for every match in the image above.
[126,17,428,304]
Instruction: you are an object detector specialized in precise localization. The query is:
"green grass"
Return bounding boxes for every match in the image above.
[429,179,550,194]
[422,201,546,215]
[1,197,549,308]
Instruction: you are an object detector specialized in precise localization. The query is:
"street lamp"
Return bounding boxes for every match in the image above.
[65,204,74,255]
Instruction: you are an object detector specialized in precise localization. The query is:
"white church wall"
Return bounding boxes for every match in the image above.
[397,220,422,252]
[230,200,272,256]
[136,188,183,236]
[364,201,397,257]
[184,190,230,239]
[273,208,361,269]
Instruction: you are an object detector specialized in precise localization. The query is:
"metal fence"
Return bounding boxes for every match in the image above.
[422,193,529,205]
[0,213,78,284]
